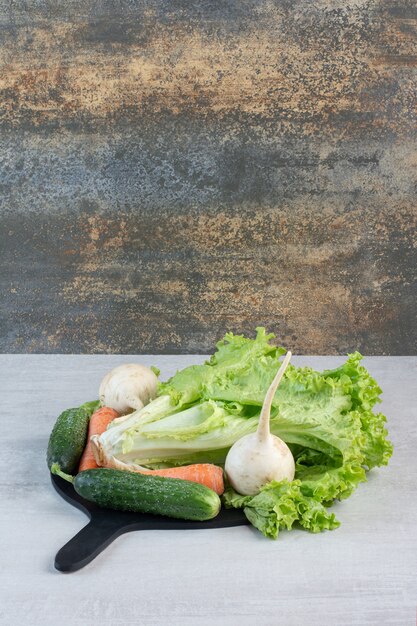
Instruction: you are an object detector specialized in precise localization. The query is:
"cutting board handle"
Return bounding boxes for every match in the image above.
[55,515,130,572]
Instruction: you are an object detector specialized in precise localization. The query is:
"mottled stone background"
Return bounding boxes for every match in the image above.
[1,0,416,354]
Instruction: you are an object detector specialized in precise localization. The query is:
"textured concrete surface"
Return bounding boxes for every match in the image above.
[0,0,416,353]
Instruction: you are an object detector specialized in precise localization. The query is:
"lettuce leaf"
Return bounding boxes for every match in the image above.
[223,480,340,539]
[97,328,392,538]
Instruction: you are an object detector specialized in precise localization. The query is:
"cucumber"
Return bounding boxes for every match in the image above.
[47,401,99,475]
[74,468,221,521]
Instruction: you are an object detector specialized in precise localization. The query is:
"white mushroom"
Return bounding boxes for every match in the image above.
[225,351,295,495]
[99,363,158,415]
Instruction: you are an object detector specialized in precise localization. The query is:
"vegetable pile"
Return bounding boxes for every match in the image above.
[47,328,393,539]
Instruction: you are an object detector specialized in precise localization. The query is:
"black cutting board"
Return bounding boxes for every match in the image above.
[51,473,248,572]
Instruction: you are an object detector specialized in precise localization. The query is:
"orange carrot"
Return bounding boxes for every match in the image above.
[78,407,119,472]
[141,464,225,495]
[109,462,225,495]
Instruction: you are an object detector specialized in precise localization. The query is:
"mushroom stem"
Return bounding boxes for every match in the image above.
[256,351,292,444]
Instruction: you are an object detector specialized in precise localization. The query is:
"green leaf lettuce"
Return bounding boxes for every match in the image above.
[98,328,392,538]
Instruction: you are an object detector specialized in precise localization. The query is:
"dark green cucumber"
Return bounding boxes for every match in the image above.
[47,401,100,475]
[74,468,221,521]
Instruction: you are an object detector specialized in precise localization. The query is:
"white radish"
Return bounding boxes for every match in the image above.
[99,363,158,416]
[225,351,295,495]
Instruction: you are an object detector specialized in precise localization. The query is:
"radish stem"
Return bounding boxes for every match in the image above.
[257,351,292,443]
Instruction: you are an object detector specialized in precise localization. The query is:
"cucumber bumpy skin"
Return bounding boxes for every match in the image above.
[74,468,221,521]
[47,402,99,475]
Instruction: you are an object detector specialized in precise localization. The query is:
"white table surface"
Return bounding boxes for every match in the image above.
[1,354,416,626]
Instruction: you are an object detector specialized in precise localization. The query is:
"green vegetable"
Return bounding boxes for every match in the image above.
[223,480,340,539]
[73,468,221,521]
[50,462,75,484]
[47,400,100,479]
[96,328,392,538]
